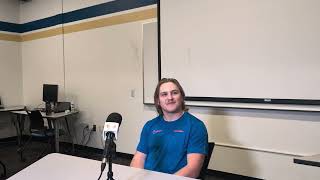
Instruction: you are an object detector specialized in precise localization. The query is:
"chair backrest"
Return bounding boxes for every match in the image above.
[0,160,6,178]
[26,110,46,131]
[198,142,215,180]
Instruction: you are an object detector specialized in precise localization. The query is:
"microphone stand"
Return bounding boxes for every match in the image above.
[106,133,116,180]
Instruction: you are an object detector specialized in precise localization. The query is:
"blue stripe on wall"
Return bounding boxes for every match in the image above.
[21,14,63,33]
[0,21,21,33]
[63,0,157,24]
[0,0,157,33]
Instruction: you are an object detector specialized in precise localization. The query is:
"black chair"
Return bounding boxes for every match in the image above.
[0,160,6,178]
[18,109,55,161]
[198,142,215,180]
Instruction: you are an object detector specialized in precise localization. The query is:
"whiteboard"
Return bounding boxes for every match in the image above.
[160,0,320,106]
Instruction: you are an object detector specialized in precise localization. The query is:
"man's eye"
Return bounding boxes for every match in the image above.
[160,93,167,97]
[172,91,179,95]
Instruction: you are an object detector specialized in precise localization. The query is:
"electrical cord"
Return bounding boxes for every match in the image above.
[83,130,93,146]
[80,126,89,145]
[97,170,103,180]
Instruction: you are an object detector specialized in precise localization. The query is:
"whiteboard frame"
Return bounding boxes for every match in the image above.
[157,0,320,110]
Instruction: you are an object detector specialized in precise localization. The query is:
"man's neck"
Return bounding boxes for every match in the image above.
[163,111,184,122]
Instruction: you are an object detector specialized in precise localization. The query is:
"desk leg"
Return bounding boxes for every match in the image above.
[53,120,60,153]
[19,114,26,143]
[11,114,21,146]
[64,117,75,154]
[11,113,26,161]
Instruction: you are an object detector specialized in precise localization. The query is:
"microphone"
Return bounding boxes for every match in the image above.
[101,113,122,174]
[102,112,122,140]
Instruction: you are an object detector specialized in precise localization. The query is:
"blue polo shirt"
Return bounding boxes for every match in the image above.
[137,112,208,174]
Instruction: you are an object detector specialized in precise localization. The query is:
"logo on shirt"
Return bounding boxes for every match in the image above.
[152,130,163,134]
[173,130,184,133]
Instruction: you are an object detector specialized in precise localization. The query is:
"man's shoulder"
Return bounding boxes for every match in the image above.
[144,115,161,127]
[184,112,203,123]
[183,112,207,129]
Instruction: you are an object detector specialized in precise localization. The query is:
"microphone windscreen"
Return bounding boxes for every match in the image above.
[106,112,122,125]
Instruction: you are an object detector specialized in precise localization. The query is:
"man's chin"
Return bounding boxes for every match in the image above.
[163,108,182,114]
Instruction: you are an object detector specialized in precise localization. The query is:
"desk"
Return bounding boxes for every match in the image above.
[11,110,78,153]
[0,106,25,112]
[7,153,195,180]
[294,154,320,167]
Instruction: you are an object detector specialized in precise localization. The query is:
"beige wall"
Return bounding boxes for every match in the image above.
[63,20,157,152]
[192,107,320,179]
[21,35,65,107]
[0,40,22,138]
[0,41,22,106]
[0,0,22,138]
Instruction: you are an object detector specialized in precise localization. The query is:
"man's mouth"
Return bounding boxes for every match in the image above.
[166,101,175,105]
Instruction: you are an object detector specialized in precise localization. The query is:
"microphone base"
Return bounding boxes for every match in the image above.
[107,176,114,180]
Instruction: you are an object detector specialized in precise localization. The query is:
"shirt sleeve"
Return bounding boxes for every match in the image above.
[136,122,150,154]
[187,121,208,155]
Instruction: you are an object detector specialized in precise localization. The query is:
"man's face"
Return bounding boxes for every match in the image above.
[158,82,183,114]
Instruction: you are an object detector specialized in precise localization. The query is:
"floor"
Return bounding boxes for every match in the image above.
[0,139,245,180]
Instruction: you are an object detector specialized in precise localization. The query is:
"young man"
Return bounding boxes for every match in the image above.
[130,78,208,178]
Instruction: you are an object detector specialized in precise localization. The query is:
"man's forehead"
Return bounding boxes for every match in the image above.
[159,82,179,92]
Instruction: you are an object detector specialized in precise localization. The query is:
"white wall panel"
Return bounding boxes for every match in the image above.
[212,145,320,180]
[189,106,320,179]
[194,108,320,155]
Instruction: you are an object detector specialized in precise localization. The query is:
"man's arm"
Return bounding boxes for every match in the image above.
[174,153,205,178]
[130,151,147,169]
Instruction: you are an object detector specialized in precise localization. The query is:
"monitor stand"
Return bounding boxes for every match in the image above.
[45,102,52,115]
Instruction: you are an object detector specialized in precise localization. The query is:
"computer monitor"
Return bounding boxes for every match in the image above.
[42,84,58,103]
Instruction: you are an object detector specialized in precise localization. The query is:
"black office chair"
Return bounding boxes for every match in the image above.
[0,160,6,178]
[18,109,55,161]
[198,142,215,180]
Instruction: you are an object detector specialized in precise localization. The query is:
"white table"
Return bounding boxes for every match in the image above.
[8,153,196,180]
[11,110,78,153]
